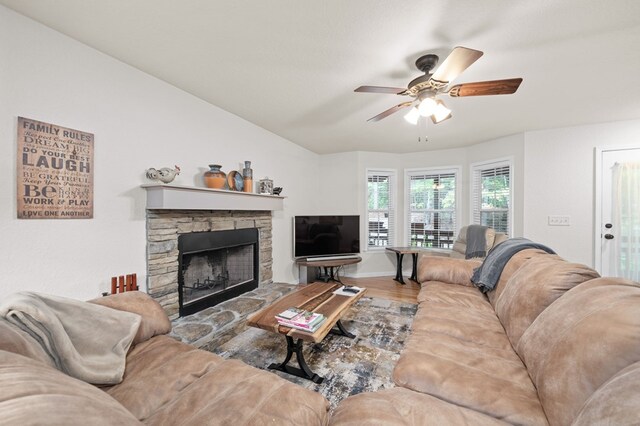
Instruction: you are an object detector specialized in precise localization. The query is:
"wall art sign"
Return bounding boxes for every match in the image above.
[17,117,94,219]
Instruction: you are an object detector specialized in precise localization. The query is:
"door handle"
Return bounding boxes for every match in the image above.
[604,234,614,240]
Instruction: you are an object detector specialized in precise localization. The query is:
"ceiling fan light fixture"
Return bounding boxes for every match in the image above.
[354,47,522,128]
[404,106,420,125]
[432,100,452,123]
[418,97,437,116]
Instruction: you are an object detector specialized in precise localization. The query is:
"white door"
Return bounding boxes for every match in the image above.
[597,147,640,278]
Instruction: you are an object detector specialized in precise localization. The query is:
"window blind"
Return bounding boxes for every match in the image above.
[472,163,511,235]
[407,170,457,248]
[367,171,395,248]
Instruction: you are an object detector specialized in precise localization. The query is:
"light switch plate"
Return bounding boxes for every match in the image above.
[548,215,571,226]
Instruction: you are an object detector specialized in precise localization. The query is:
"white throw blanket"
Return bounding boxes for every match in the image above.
[0,291,141,385]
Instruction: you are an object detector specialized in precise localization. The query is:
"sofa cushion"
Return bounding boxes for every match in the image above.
[416,283,510,351]
[494,256,600,349]
[517,277,640,426]
[89,292,171,345]
[487,248,550,307]
[417,256,481,286]
[0,350,141,425]
[105,335,329,425]
[395,284,548,425]
[417,281,494,314]
[330,387,510,425]
[409,302,512,351]
[572,361,640,425]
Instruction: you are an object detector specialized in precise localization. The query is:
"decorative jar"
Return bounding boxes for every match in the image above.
[259,177,273,195]
[204,164,226,189]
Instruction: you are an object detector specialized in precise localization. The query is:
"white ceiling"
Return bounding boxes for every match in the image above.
[3,0,640,154]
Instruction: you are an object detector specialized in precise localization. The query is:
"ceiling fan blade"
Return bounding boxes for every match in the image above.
[355,86,407,94]
[430,46,483,86]
[367,102,413,122]
[448,78,523,97]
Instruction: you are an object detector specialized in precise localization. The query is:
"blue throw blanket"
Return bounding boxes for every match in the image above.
[465,225,489,259]
[471,238,556,293]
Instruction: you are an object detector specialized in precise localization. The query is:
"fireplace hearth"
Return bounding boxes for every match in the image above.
[178,228,259,316]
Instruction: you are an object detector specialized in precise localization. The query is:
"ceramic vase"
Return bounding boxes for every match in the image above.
[242,161,253,193]
[204,164,226,189]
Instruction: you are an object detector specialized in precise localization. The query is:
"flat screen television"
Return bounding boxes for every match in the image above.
[293,215,360,258]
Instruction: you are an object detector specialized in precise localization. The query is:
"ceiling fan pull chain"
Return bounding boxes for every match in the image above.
[418,116,428,143]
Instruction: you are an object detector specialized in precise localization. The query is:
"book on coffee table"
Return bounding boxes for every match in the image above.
[275,307,304,320]
[277,316,326,333]
[276,311,325,332]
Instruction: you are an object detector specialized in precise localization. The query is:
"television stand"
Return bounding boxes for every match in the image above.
[297,256,362,284]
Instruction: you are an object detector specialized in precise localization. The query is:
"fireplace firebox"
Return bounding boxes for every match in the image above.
[178,228,259,316]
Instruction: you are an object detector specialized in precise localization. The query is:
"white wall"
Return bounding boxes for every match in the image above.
[0,6,320,301]
[523,120,640,266]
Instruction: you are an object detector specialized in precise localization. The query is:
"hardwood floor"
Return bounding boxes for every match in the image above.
[341,275,419,304]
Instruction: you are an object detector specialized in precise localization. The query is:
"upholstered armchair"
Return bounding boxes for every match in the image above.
[449,225,508,259]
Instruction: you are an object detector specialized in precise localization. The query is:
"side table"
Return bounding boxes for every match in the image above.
[385,247,451,284]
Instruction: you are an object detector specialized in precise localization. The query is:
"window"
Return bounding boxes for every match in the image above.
[367,170,395,249]
[471,160,512,235]
[406,168,458,248]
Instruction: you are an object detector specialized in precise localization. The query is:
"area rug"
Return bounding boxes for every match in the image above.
[170,284,416,410]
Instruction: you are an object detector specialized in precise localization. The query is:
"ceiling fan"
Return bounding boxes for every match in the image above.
[355,46,522,125]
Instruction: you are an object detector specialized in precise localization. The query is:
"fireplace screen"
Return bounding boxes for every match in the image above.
[178,228,259,316]
[181,245,254,305]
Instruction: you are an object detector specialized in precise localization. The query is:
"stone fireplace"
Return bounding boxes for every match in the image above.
[142,184,283,319]
[146,209,273,319]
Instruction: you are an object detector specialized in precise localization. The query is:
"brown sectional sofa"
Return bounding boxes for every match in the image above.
[331,249,640,425]
[2,247,639,425]
[0,292,330,425]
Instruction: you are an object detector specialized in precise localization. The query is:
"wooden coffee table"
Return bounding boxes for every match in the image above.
[247,282,366,384]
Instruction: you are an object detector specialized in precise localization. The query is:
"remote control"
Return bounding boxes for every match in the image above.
[343,287,359,294]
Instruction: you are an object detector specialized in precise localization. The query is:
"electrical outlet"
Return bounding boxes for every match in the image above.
[548,215,571,226]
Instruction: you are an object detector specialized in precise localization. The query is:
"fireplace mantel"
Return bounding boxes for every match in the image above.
[142,184,284,211]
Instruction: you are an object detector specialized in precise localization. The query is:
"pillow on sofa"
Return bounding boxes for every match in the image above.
[417,256,481,286]
[517,277,640,426]
[494,256,600,348]
[0,350,141,425]
[89,292,171,345]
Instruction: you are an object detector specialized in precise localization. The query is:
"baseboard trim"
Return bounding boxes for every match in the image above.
[343,270,411,279]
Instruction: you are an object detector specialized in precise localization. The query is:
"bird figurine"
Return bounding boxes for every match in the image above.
[146,165,181,184]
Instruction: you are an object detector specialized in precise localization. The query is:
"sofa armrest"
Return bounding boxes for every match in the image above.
[417,256,481,286]
[89,292,171,345]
